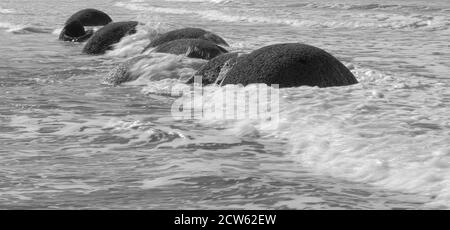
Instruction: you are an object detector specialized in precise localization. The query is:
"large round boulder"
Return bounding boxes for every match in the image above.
[65,8,112,26]
[142,27,228,52]
[220,43,358,88]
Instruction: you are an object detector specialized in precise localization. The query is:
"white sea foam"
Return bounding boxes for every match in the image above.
[199,11,447,30]
[0,22,55,34]
[0,6,16,14]
[0,22,23,31]
[3,112,188,152]
[114,2,449,30]
[52,28,63,35]
[286,2,450,13]
[164,0,233,4]
[123,53,206,84]
[107,23,166,58]
[151,65,450,208]
[115,2,193,14]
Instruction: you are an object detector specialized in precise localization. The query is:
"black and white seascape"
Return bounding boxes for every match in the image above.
[0,0,449,209]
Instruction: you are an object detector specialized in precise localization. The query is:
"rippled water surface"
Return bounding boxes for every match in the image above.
[0,0,449,209]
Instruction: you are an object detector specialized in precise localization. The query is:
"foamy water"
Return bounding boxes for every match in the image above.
[0,6,16,14]
[0,0,449,209]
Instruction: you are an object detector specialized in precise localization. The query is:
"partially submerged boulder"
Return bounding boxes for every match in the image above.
[82,21,138,54]
[142,27,228,52]
[220,43,358,88]
[65,8,112,26]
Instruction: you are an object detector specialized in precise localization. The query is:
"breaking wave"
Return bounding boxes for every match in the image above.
[164,0,233,4]
[0,22,55,34]
[140,66,449,209]
[114,2,449,30]
[285,2,450,13]
[0,6,16,14]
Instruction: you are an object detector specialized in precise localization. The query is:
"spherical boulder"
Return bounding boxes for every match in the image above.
[65,8,112,26]
[82,21,139,55]
[142,27,228,52]
[220,43,358,88]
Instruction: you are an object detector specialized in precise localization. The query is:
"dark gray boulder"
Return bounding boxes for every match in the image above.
[82,21,139,55]
[58,20,93,42]
[220,43,358,88]
[65,8,112,26]
[151,39,228,60]
[142,27,228,53]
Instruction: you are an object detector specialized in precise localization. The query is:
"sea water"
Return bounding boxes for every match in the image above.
[0,0,449,209]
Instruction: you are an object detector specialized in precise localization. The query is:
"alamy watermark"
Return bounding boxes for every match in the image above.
[171,76,280,128]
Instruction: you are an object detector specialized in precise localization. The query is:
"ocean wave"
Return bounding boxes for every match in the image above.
[164,0,233,4]
[115,2,193,14]
[0,6,16,14]
[0,22,55,34]
[197,11,448,30]
[9,27,55,34]
[101,22,209,85]
[277,77,450,208]
[114,2,449,30]
[3,113,188,150]
[106,53,205,87]
[0,22,22,30]
[106,23,169,58]
[143,65,449,208]
[285,2,449,13]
